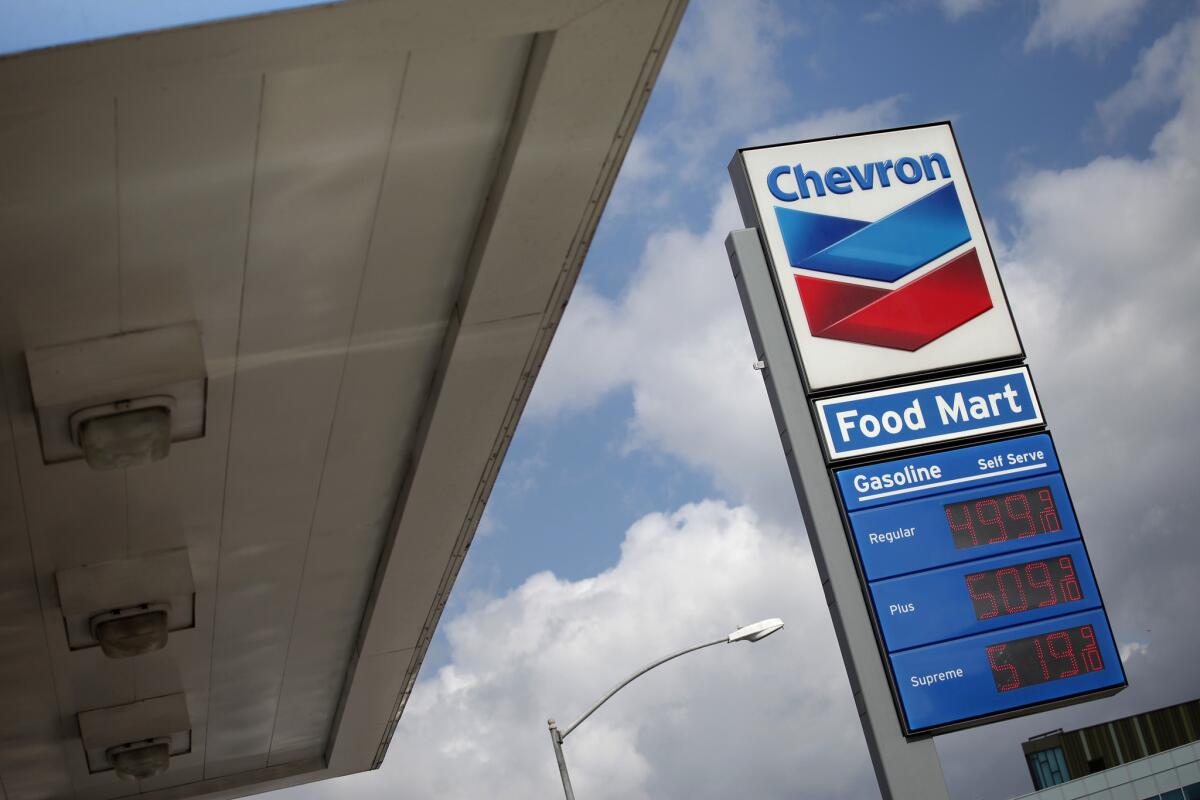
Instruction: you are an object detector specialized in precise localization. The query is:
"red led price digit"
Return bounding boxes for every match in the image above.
[1058,556,1081,602]
[1080,625,1104,672]
[1037,489,1062,533]
[975,498,1007,544]
[996,567,1029,614]
[946,503,978,548]
[1004,492,1036,538]
[1032,638,1051,681]
[1024,560,1059,607]
[967,573,999,619]
[987,644,1021,691]
[1046,631,1080,678]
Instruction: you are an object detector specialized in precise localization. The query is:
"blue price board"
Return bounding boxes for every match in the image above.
[890,608,1124,733]
[833,432,1125,736]
[847,474,1079,580]
[869,540,1100,652]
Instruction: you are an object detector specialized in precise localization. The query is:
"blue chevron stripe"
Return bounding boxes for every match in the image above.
[773,182,971,283]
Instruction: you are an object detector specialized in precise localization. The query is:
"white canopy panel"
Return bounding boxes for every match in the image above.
[0,1,685,797]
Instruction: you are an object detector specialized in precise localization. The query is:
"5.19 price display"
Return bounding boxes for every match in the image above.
[986,624,1104,692]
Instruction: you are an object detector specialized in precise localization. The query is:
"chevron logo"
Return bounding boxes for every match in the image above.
[773,182,992,351]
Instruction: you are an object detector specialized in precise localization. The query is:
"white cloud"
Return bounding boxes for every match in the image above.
[658,0,792,128]
[616,137,668,183]
[1025,0,1148,51]
[1097,15,1200,139]
[939,0,993,21]
[749,94,905,147]
[1120,641,1149,662]
[608,0,795,204]
[287,502,872,800]
[530,188,796,519]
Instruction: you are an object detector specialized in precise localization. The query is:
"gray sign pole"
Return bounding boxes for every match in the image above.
[725,228,951,800]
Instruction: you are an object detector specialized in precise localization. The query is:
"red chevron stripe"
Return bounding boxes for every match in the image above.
[794,249,993,351]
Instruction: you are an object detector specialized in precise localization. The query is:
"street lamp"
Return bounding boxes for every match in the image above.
[546,618,784,799]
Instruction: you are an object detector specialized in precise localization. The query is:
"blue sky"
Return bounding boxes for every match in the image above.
[9,2,1199,798]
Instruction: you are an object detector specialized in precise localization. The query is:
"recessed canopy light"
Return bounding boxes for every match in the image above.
[89,604,170,658]
[106,738,171,781]
[71,399,173,470]
[27,323,207,467]
[78,694,190,777]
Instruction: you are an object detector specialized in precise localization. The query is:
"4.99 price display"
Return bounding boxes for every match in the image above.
[945,485,1061,550]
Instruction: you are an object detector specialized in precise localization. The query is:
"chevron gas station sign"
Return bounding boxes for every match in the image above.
[726,123,1124,750]
[732,123,1022,392]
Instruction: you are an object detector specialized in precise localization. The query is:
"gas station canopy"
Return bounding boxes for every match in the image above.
[0,1,684,797]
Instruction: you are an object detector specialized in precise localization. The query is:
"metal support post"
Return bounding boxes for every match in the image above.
[547,637,726,799]
[548,719,576,800]
[725,228,951,800]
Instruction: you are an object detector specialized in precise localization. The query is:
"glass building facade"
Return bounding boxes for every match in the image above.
[1013,741,1200,800]
[1024,699,1200,790]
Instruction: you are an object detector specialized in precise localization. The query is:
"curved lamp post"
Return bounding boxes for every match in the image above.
[546,617,784,799]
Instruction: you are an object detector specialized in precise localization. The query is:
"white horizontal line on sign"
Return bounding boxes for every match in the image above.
[857,462,1048,501]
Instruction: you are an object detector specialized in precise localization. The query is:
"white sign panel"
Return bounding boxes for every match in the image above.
[813,366,1043,460]
[730,123,1022,392]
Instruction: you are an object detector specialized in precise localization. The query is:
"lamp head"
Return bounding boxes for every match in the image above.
[727,618,784,643]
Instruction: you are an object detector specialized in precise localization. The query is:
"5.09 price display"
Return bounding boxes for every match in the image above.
[965,555,1082,621]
